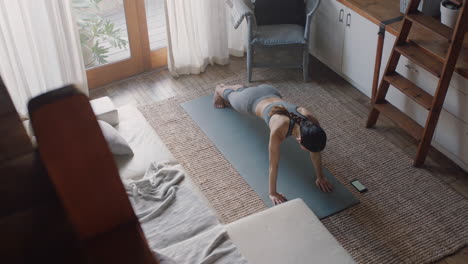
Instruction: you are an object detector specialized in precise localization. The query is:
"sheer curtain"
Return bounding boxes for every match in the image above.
[0,0,87,116]
[228,18,248,57]
[164,0,247,77]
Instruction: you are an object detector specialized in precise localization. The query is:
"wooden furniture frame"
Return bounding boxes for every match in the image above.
[0,78,158,263]
[28,86,159,263]
[366,0,468,166]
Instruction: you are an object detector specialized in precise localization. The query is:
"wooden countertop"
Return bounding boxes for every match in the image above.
[338,0,468,78]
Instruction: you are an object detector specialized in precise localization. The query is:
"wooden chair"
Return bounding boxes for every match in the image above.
[227,0,321,82]
[0,78,158,263]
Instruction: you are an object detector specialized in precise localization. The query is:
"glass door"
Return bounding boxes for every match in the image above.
[72,0,167,88]
[145,0,168,68]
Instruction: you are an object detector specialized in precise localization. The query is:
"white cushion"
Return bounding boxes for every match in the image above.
[113,105,176,180]
[98,120,133,156]
[225,199,355,264]
[114,105,219,216]
[91,96,119,126]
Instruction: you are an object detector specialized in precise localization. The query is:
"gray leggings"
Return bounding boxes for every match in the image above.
[223,84,282,114]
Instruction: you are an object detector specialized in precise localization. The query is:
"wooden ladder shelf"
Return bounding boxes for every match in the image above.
[366,0,468,166]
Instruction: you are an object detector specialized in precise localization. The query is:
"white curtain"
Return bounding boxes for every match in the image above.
[0,0,87,116]
[164,0,246,77]
[228,18,248,57]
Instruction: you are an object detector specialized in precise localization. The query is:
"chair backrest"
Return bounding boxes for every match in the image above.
[0,78,84,263]
[254,0,306,26]
[0,79,159,263]
[28,86,159,263]
[305,0,321,15]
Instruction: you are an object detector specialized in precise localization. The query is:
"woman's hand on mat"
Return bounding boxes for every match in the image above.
[269,192,287,205]
[316,178,333,192]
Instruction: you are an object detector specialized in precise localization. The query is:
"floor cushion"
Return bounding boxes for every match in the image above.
[225,199,355,264]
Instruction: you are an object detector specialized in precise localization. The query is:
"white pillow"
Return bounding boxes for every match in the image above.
[98,120,133,156]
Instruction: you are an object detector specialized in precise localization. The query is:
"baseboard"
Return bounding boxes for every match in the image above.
[432,142,468,172]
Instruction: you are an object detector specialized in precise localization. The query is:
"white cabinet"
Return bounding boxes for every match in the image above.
[309,0,345,73]
[341,8,378,97]
[434,111,468,169]
[309,1,378,97]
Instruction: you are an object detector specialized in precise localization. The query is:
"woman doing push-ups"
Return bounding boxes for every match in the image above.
[213,84,333,205]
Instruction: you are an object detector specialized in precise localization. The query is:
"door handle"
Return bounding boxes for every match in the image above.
[405,64,419,73]
[346,13,351,27]
[339,9,344,22]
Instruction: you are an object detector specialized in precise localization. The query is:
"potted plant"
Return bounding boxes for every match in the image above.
[440,0,461,28]
[72,0,128,67]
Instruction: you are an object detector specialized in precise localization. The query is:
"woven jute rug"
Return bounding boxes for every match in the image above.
[139,68,468,263]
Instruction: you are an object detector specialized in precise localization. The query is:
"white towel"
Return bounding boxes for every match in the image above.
[126,161,248,264]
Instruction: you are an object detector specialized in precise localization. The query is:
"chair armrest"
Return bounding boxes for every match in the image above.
[306,0,321,16]
[225,0,256,29]
[304,0,321,40]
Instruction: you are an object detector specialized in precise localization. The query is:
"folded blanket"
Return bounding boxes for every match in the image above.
[125,161,248,264]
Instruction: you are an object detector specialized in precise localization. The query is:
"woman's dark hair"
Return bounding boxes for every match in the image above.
[299,120,327,152]
[270,105,327,152]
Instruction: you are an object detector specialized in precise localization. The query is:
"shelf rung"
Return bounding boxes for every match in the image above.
[407,11,453,40]
[395,42,444,77]
[384,72,434,110]
[374,100,424,141]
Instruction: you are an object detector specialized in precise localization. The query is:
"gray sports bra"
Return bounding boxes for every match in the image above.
[262,101,308,137]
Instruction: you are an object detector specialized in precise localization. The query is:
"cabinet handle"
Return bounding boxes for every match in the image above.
[405,64,419,73]
[339,9,344,22]
[346,13,351,27]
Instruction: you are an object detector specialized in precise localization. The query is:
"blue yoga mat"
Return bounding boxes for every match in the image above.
[181,95,359,219]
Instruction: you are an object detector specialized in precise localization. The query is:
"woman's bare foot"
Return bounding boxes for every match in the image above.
[213,84,227,108]
[213,84,244,108]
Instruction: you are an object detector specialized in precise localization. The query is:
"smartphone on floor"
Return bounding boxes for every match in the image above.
[350,179,367,193]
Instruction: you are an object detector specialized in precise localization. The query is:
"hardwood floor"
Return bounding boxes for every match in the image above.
[89,56,468,263]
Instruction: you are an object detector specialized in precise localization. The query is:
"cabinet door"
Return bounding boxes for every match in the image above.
[309,0,345,73]
[341,8,379,97]
[434,110,468,170]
